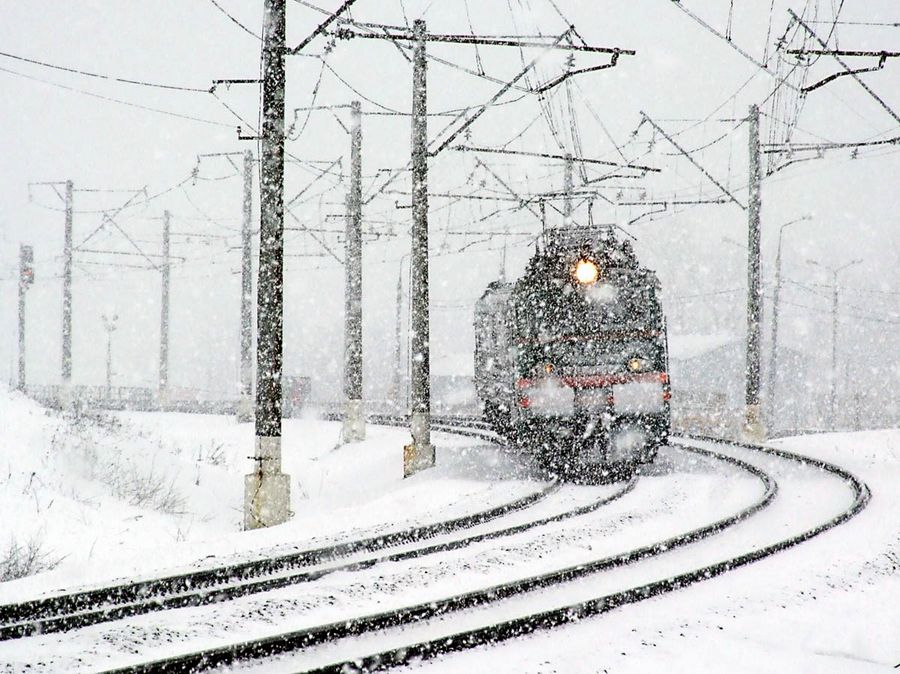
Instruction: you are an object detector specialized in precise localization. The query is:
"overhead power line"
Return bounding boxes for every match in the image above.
[788,49,900,58]
[640,111,747,210]
[761,136,900,153]
[668,0,800,92]
[206,0,261,39]
[0,49,210,92]
[0,65,231,127]
[449,145,660,172]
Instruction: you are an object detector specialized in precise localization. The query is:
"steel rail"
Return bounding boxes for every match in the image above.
[306,435,869,673]
[0,421,553,638]
[1,414,647,642]
[7,471,636,644]
[95,438,780,673]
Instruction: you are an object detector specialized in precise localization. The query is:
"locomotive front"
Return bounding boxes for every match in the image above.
[475,231,670,479]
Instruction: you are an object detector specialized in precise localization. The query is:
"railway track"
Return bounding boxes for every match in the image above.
[74,437,769,673]
[89,432,865,674]
[0,421,868,673]
[288,434,868,674]
[0,421,551,639]
[0,416,635,644]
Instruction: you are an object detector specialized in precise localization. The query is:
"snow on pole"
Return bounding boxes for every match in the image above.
[18,244,34,390]
[59,180,73,409]
[744,104,765,441]
[245,0,290,530]
[405,19,435,476]
[237,150,255,423]
[159,210,171,406]
[343,101,365,442]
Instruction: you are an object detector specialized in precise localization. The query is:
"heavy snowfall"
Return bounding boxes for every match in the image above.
[0,0,898,672]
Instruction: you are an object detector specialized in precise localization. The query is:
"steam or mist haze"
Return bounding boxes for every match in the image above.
[1,1,897,418]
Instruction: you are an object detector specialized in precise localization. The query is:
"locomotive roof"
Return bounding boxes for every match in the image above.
[531,238,658,280]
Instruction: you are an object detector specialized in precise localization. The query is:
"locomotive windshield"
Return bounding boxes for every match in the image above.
[512,265,665,375]
[515,269,663,338]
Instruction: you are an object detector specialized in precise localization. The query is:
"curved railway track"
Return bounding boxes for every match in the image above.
[298,434,869,674]
[0,420,869,674]
[0,422,550,639]
[0,417,630,642]
[81,437,772,673]
[86,431,866,674]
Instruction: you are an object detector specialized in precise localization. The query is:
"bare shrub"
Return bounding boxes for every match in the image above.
[102,461,186,515]
[49,407,187,516]
[0,535,61,582]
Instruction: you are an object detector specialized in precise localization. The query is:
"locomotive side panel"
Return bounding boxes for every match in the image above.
[474,282,515,432]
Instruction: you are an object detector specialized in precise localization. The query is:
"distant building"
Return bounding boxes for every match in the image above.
[667,333,827,434]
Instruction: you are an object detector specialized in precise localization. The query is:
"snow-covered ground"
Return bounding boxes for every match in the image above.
[0,385,539,602]
[403,430,900,674]
[1,382,897,672]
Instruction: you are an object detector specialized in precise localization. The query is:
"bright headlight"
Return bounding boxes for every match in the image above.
[573,259,600,285]
[628,357,648,372]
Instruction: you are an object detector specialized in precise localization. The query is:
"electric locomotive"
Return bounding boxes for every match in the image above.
[474,226,670,479]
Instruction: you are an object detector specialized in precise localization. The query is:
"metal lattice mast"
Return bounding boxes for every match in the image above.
[563,152,574,221]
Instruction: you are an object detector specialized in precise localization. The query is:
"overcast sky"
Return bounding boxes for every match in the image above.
[0,0,897,402]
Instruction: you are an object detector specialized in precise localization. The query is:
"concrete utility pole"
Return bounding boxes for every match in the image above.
[245,0,291,530]
[159,210,171,405]
[343,100,365,442]
[393,259,404,410]
[102,312,118,401]
[238,149,255,422]
[809,258,861,429]
[392,253,410,411]
[767,215,810,427]
[18,245,34,390]
[405,19,435,477]
[61,180,74,406]
[744,104,764,440]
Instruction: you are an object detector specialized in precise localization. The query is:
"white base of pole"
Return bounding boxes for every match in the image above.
[342,399,366,442]
[742,404,767,443]
[404,411,434,477]
[244,436,291,529]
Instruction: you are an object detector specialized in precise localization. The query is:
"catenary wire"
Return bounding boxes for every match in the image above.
[206,0,261,40]
[0,49,211,92]
[0,65,232,127]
